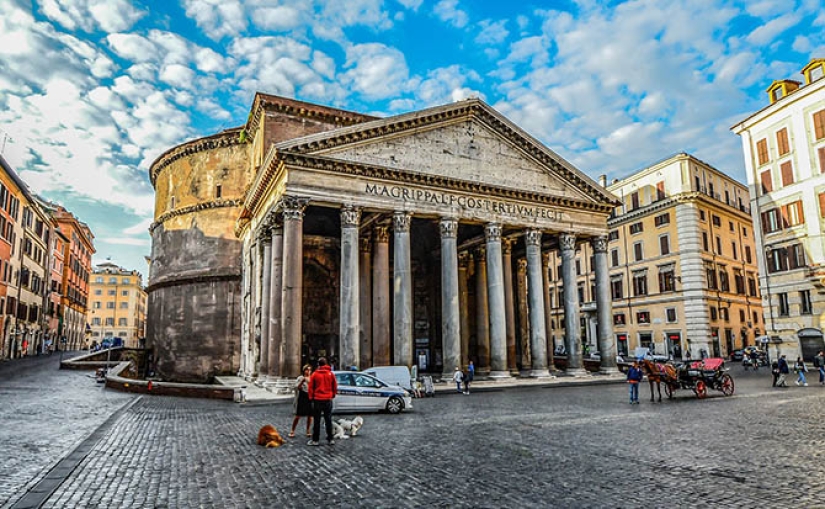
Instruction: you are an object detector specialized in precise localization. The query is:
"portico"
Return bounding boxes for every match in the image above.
[236,98,619,380]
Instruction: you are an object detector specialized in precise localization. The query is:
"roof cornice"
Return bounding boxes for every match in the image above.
[148,128,243,187]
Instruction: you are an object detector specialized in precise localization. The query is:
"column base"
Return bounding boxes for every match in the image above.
[528,369,552,378]
[564,368,591,377]
[488,370,512,380]
[599,367,621,376]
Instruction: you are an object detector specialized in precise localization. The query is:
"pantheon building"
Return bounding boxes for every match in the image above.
[147,94,620,383]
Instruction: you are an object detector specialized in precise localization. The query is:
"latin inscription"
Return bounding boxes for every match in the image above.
[364,184,565,222]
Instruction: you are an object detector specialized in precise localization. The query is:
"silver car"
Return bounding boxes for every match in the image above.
[332,371,413,414]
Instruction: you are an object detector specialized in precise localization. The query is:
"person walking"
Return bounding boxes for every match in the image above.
[776,355,789,388]
[307,357,338,446]
[452,366,463,393]
[289,364,313,438]
[814,350,825,385]
[771,360,780,387]
[627,360,643,404]
[463,360,475,395]
[795,357,809,387]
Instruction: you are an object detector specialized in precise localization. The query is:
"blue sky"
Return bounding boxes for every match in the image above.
[1,0,823,277]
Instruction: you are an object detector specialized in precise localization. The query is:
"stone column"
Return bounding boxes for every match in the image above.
[372,226,391,366]
[517,258,530,370]
[502,239,517,374]
[560,232,586,376]
[267,225,284,377]
[526,229,551,377]
[542,252,557,372]
[592,235,618,373]
[281,196,308,378]
[474,247,490,375]
[486,223,510,379]
[258,232,272,379]
[458,252,470,366]
[440,217,461,380]
[339,205,361,371]
[393,211,412,367]
[359,234,373,370]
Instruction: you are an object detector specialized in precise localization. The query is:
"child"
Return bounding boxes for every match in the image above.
[452,367,463,393]
[627,361,643,404]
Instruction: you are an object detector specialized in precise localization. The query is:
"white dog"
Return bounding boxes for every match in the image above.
[333,416,364,439]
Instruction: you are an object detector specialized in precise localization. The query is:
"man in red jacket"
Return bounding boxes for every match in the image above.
[308,357,338,446]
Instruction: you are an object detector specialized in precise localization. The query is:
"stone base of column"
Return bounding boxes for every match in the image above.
[477,367,491,378]
[599,367,621,376]
[509,369,521,376]
[528,369,553,378]
[488,370,513,380]
[563,368,592,377]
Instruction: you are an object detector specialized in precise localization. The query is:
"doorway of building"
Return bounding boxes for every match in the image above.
[797,328,824,361]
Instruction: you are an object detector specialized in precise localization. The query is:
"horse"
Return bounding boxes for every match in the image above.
[640,359,677,402]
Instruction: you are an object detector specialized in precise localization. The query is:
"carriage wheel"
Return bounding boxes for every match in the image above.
[695,380,708,399]
[720,374,735,396]
[664,383,674,399]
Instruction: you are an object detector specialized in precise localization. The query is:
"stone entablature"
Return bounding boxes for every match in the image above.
[149,129,244,186]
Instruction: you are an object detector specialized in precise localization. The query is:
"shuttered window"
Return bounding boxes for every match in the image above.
[818,146,825,174]
[780,161,794,187]
[776,128,790,156]
[756,139,769,165]
[760,170,773,194]
[819,192,825,218]
[782,200,804,227]
[814,109,825,140]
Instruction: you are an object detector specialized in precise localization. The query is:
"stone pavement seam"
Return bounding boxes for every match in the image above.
[9,396,143,509]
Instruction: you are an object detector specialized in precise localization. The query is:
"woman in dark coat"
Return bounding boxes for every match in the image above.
[289,364,314,438]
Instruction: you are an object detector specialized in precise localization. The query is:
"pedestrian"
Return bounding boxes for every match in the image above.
[776,355,789,387]
[452,366,463,393]
[289,364,313,438]
[463,360,475,395]
[795,357,808,387]
[749,349,759,371]
[814,350,825,385]
[627,360,643,404]
[307,357,337,446]
[771,360,779,387]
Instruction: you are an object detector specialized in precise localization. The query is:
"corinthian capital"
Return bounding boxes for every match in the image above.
[440,217,458,238]
[502,238,513,255]
[340,205,361,228]
[525,228,542,247]
[484,223,502,243]
[281,196,309,221]
[559,232,576,252]
[374,225,390,243]
[393,211,411,232]
[360,233,372,253]
[590,235,608,253]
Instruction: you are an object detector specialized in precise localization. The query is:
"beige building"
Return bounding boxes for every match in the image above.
[545,153,762,360]
[89,261,146,348]
[732,57,825,360]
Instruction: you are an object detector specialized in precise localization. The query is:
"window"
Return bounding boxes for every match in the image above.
[745,245,752,263]
[712,215,721,227]
[120,302,128,309]
[633,242,644,262]
[710,306,718,321]
[702,231,709,251]
[656,181,665,201]
[629,222,643,234]
[654,213,670,226]
[122,278,130,284]
[118,318,128,326]
[814,109,825,140]
[659,235,670,256]
[780,161,794,187]
[633,271,648,296]
[760,170,773,194]
[122,290,129,296]
[748,276,757,297]
[734,272,745,294]
[611,279,623,300]
[575,260,581,276]
[658,268,675,293]
[636,311,650,324]
[719,269,730,292]
[631,191,640,210]
[610,249,620,267]
[767,247,788,273]
[731,241,738,260]
[776,128,790,156]
[94,289,102,295]
[783,200,804,227]
[216,184,222,199]
[93,301,101,309]
[753,311,760,325]
[106,302,115,309]
[613,313,626,326]
[743,227,748,237]
[92,317,101,325]
[105,317,114,326]
[788,243,806,269]
[715,236,722,255]
[109,277,117,284]
[699,210,706,221]
[608,230,619,241]
[819,147,825,174]
[761,208,781,233]
[577,283,585,303]
[801,290,813,315]
[666,308,677,323]
[778,293,790,316]
[108,289,116,296]
[706,264,718,290]
[720,307,729,322]
[739,309,746,322]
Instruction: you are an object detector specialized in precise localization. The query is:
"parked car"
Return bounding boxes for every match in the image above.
[332,371,412,414]
[729,349,744,362]
[362,366,413,391]
[100,337,123,349]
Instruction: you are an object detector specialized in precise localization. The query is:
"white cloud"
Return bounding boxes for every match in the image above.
[396,0,423,10]
[159,64,196,89]
[252,5,304,31]
[433,0,468,28]
[106,33,157,63]
[745,13,801,46]
[100,237,150,247]
[475,19,509,46]
[341,43,410,100]
[183,0,247,40]
[40,0,145,33]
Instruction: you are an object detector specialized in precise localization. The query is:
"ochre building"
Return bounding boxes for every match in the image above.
[148,94,620,383]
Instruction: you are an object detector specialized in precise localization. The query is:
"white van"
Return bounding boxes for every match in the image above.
[363,366,413,391]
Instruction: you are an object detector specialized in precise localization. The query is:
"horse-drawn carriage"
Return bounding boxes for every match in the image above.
[642,357,735,400]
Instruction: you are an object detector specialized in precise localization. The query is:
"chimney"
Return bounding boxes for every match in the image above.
[599,174,607,187]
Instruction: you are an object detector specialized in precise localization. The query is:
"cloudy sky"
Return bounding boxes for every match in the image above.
[1,0,823,276]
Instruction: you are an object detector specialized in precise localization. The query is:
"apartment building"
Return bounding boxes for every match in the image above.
[545,153,762,360]
[88,261,146,348]
[0,155,22,359]
[731,57,825,360]
[52,206,94,350]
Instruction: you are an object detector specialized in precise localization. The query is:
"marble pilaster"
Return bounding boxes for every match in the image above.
[339,205,361,371]
[440,218,461,380]
[525,229,550,377]
[486,223,510,379]
[281,196,308,378]
[560,232,587,376]
[359,234,373,370]
[393,211,412,367]
[592,235,618,373]
[372,226,391,366]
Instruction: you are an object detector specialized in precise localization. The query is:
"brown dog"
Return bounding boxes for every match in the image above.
[257,425,285,448]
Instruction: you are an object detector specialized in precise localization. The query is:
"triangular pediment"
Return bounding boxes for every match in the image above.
[274,99,618,208]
